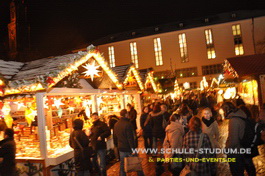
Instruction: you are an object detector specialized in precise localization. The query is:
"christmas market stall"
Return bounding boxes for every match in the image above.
[111,63,144,128]
[0,45,142,175]
[139,68,162,105]
[224,54,265,107]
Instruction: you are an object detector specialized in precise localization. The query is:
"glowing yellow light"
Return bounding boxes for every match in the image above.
[123,66,144,91]
[0,79,4,86]
[25,107,37,126]
[145,72,158,93]
[82,60,101,81]
[200,76,209,91]
[2,102,11,116]
[183,82,190,89]
[223,87,236,99]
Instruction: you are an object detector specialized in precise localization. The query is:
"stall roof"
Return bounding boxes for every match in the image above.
[112,64,132,82]
[0,60,24,79]
[12,53,86,81]
[226,53,265,77]
[139,68,153,84]
[0,46,127,96]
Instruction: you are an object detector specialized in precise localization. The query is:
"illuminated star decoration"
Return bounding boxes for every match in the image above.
[15,102,26,110]
[82,60,100,81]
[68,107,75,113]
[53,98,65,109]
[82,100,92,107]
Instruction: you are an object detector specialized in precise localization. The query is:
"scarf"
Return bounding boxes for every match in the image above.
[202,117,215,127]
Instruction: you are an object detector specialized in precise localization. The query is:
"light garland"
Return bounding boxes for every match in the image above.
[4,45,124,95]
[145,71,158,93]
[210,78,219,88]
[174,78,179,92]
[200,76,209,91]
[224,60,239,78]
[123,66,144,91]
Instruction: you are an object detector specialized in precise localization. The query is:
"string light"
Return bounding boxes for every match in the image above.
[4,47,124,95]
[145,71,158,93]
[123,66,144,91]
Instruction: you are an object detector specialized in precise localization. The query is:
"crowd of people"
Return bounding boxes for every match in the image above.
[138,92,265,176]
[70,92,265,176]
[1,91,265,176]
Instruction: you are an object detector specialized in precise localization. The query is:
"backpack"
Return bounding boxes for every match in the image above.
[234,116,261,148]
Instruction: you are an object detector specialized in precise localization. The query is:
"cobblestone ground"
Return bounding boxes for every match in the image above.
[107,120,265,176]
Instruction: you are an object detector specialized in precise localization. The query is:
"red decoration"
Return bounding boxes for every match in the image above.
[46,97,54,106]
[0,86,4,94]
[0,102,3,109]
[95,48,100,53]
[46,77,55,84]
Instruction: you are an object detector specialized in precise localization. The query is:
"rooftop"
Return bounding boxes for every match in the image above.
[90,10,265,46]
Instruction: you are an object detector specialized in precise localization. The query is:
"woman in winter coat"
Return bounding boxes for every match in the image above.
[183,117,216,176]
[140,106,152,151]
[201,107,220,148]
[163,114,185,176]
[69,119,92,176]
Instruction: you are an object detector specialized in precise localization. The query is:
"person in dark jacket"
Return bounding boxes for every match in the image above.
[161,104,171,127]
[221,102,256,176]
[69,119,91,176]
[114,109,144,176]
[108,115,120,161]
[89,112,111,176]
[108,115,119,131]
[0,128,16,176]
[150,104,165,151]
[127,103,137,131]
[140,106,152,151]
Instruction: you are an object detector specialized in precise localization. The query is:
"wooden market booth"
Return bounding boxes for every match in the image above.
[139,68,161,105]
[0,46,142,175]
[224,54,265,107]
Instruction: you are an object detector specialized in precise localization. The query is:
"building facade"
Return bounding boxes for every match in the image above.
[94,10,265,90]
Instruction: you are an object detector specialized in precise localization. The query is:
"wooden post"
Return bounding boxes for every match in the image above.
[121,94,125,109]
[135,93,142,130]
[92,94,97,113]
[35,92,48,167]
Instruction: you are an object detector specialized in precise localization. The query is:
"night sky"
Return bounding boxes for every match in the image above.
[0,0,265,60]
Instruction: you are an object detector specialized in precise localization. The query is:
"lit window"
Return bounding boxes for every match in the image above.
[153,38,163,66]
[108,46,115,67]
[232,24,244,55]
[130,42,139,68]
[205,29,216,59]
[178,33,188,62]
